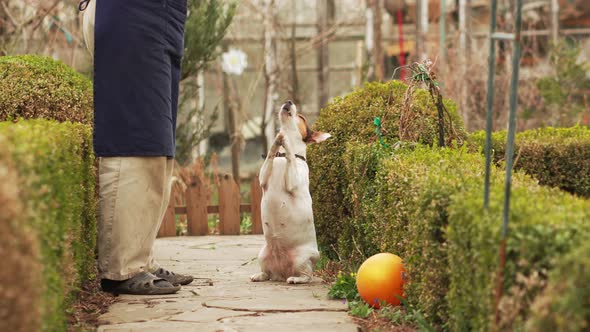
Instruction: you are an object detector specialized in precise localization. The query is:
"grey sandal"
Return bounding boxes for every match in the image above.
[101,272,181,295]
[153,267,194,286]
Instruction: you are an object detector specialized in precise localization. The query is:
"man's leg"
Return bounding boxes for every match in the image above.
[146,159,194,285]
[97,156,180,294]
[148,157,174,269]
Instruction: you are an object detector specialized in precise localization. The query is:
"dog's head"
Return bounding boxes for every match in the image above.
[278,100,331,147]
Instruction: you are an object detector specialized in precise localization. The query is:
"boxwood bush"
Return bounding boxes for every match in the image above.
[468,126,590,197]
[0,119,96,331]
[0,55,93,124]
[0,145,42,332]
[308,80,466,256]
[447,175,590,331]
[333,141,590,329]
[526,240,590,331]
[342,144,491,325]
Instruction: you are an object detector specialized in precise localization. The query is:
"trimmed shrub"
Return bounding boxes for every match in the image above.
[339,142,590,329]
[308,80,466,255]
[468,126,590,197]
[0,55,93,124]
[0,145,42,332]
[526,241,590,331]
[342,144,489,325]
[447,173,590,331]
[0,119,96,331]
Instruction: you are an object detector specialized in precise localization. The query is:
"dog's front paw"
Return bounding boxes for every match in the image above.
[273,132,284,147]
[281,135,293,153]
[250,272,270,282]
[287,276,311,284]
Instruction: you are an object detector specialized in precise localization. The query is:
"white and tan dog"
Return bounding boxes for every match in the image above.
[251,100,330,284]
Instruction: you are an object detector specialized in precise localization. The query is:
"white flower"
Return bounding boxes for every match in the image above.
[221,49,248,75]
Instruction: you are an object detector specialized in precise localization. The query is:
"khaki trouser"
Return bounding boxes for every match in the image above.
[98,157,173,280]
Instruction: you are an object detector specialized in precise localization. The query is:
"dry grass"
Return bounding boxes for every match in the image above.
[354,315,418,332]
[67,269,117,331]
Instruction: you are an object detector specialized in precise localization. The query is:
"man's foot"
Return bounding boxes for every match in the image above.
[101,272,180,295]
[153,267,194,286]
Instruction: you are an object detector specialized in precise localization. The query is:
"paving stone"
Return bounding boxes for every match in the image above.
[98,235,357,332]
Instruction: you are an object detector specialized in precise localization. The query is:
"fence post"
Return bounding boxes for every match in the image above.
[250,175,263,234]
[186,175,209,236]
[218,174,240,235]
[157,186,177,237]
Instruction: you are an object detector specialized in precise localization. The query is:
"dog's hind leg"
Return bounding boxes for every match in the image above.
[251,245,271,282]
[259,132,284,190]
[251,271,270,282]
[286,248,318,284]
[286,260,312,284]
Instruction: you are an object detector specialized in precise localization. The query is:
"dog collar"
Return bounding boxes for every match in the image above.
[261,152,306,162]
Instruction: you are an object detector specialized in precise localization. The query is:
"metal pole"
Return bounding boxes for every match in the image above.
[503,0,523,246]
[484,0,499,209]
[494,0,523,326]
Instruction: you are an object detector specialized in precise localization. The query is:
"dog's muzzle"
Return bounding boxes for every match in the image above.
[281,100,293,116]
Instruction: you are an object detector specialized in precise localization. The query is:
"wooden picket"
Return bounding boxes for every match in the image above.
[158,193,177,237]
[250,176,263,234]
[157,173,263,237]
[218,174,241,235]
[186,175,209,236]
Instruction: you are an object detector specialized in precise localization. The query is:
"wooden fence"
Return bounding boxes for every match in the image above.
[157,173,263,237]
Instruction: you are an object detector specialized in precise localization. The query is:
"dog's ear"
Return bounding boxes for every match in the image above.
[305,131,331,144]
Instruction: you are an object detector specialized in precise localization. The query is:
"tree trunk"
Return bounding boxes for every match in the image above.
[415,0,421,59]
[458,0,469,129]
[317,0,330,109]
[419,0,429,60]
[365,3,375,80]
[196,70,208,158]
[439,0,447,66]
[372,0,384,81]
[290,0,300,107]
[550,0,560,44]
[262,0,277,155]
[222,49,240,183]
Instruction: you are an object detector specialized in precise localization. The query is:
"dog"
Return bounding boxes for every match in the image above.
[250,100,331,284]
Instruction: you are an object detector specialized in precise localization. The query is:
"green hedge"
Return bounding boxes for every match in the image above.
[0,145,42,332]
[0,119,96,331]
[468,126,590,198]
[342,144,491,325]
[447,173,590,331]
[526,241,590,331]
[308,80,466,256]
[331,142,590,329]
[0,55,93,124]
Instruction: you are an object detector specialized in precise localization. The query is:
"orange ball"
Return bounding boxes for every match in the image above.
[356,253,405,308]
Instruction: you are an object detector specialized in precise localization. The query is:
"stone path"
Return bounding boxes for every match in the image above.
[97,235,358,332]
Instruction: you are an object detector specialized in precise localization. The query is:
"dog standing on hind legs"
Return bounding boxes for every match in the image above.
[251,100,331,284]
